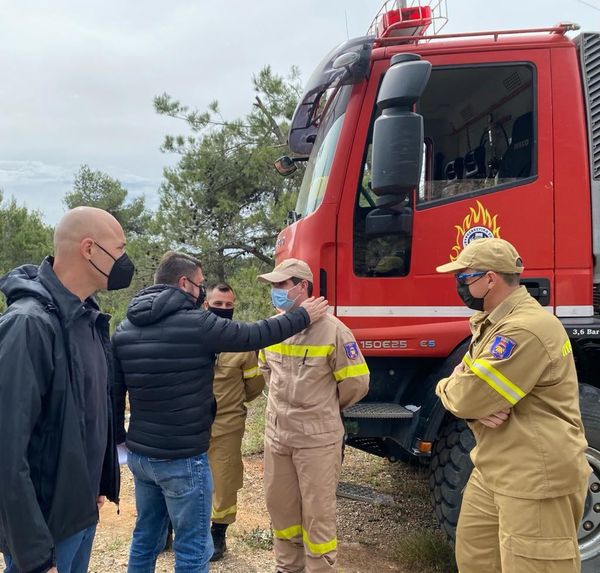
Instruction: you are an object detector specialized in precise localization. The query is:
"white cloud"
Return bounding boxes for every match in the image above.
[0,0,595,224]
[0,160,74,185]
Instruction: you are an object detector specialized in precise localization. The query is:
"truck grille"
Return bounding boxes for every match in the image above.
[580,33,600,179]
[595,283,600,316]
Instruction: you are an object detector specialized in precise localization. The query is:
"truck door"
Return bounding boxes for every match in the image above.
[335,48,553,355]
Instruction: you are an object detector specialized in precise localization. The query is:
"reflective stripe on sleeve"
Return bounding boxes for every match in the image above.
[211,504,237,520]
[264,343,335,358]
[333,362,370,382]
[463,354,525,406]
[243,366,260,379]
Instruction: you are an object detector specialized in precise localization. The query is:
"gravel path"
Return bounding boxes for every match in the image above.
[90,448,442,572]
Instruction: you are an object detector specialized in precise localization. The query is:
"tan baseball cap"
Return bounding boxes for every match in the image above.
[257,258,314,284]
[436,238,524,274]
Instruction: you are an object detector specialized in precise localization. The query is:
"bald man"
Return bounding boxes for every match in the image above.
[0,207,134,573]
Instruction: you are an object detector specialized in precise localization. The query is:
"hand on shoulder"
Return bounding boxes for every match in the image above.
[300,296,329,323]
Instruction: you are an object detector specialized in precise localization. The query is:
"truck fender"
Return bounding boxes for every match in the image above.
[414,338,471,445]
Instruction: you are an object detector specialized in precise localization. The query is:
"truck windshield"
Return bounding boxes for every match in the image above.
[296,85,351,217]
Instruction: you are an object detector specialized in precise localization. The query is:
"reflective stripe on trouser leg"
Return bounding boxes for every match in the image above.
[264,437,305,573]
[208,428,244,525]
[294,440,343,573]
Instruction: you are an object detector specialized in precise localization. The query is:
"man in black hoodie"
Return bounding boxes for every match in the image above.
[112,251,327,573]
[0,207,133,573]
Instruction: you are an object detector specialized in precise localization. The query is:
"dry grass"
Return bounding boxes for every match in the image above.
[393,530,457,573]
[241,395,266,456]
[240,526,274,551]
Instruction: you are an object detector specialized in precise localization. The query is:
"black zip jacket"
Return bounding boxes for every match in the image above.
[112,284,309,459]
[0,258,119,573]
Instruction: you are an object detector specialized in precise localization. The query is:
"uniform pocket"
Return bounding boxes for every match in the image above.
[292,358,331,408]
[503,534,577,571]
[266,352,283,388]
[302,416,341,436]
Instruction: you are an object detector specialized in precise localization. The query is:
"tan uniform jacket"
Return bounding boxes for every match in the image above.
[259,314,370,448]
[211,351,265,438]
[436,287,589,499]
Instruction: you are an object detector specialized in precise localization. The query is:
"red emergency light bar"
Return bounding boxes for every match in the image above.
[377,6,433,38]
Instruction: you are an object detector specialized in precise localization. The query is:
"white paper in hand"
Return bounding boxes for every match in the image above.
[117,443,129,465]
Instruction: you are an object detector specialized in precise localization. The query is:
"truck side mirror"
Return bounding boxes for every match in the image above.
[371,53,431,198]
[274,156,298,177]
[365,204,413,236]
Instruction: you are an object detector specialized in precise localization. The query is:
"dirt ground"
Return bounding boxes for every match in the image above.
[89,447,445,573]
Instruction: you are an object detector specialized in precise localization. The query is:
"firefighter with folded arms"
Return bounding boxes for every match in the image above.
[257,258,370,573]
[204,282,265,561]
[435,237,590,572]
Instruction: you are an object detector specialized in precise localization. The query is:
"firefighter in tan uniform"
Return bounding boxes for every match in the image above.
[205,283,265,561]
[257,259,369,573]
[435,238,590,573]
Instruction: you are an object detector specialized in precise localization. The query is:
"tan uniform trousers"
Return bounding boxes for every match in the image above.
[456,468,588,573]
[264,437,342,573]
[207,428,245,525]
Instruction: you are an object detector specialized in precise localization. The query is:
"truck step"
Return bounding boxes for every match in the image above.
[343,402,415,419]
[336,481,396,506]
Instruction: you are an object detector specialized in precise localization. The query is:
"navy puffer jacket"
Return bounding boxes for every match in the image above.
[112,284,309,459]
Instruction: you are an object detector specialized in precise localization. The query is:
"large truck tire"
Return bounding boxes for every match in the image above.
[429,385,600,572]
[579,383,600,572]
[429,417,474,542]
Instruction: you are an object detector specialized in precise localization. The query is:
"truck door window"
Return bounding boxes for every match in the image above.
[353,63,534,277]
[417,64,535,205]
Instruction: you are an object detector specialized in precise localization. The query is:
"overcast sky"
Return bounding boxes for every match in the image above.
[1,0,598,224]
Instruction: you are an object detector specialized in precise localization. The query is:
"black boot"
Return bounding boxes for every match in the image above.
[210,522,228,561]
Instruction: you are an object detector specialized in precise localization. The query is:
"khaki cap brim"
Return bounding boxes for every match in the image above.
[257,270,294,284]
[436,260,467,273]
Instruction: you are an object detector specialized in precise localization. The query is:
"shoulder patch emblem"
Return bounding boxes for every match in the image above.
[344,342,360,360]
[490,335,517,360]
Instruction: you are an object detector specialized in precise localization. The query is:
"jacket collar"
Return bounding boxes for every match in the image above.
[468,286,529,331]
[487,286,529,324]
[37,257,103,328]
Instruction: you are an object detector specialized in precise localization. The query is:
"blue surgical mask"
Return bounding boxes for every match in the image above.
[271,287,297,311]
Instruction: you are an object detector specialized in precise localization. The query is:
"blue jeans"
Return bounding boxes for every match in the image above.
[3,524,96,573]
[127,451,213,573]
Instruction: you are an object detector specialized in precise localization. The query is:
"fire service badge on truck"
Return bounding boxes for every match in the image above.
[450,200,501,261]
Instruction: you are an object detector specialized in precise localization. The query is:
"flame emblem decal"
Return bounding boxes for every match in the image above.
[450,200,501,261]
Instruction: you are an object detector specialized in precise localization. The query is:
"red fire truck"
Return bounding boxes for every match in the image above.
[274,0,600,568]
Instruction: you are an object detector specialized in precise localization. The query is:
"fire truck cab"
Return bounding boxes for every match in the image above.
[275,1,600,567]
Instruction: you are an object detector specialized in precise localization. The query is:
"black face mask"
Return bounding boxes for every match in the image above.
[187,278,206,308]
[196,284,206,308]
[90,242,135,291]
[209,306,234,320]
[456,274,489,311]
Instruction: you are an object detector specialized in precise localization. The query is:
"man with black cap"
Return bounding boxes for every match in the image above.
[435,237,589,572]
[257,258,370,573]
